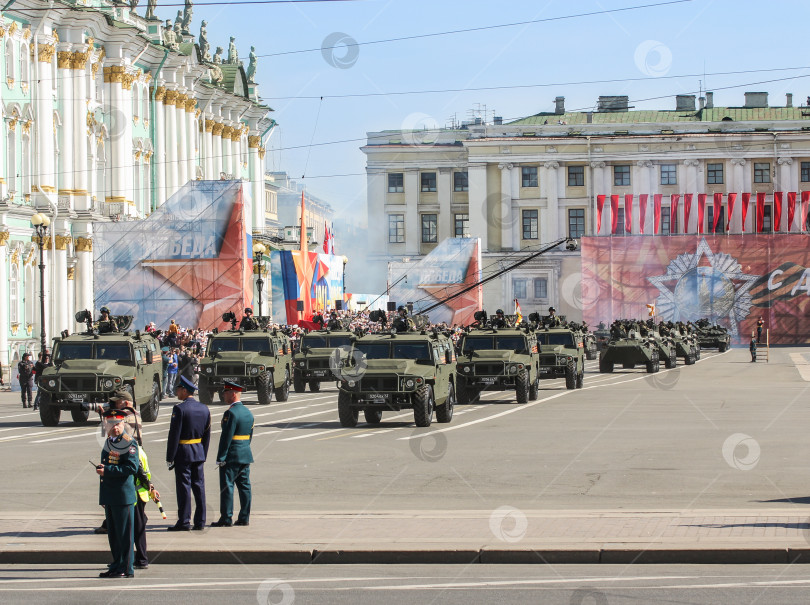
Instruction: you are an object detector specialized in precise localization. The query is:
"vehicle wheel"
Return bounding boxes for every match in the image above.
[599,353,613,373]
[685,349,694,365]
[39,392,60,426]
[586,346,597,361]
[274,369,290,402]
[456,376,470,404]
[528,376,539,401]
[436,381,455,423]
[198,377,214,405]
[516,370,530,403]
[576,370,584,389]
[70,408,90,423]
[564,362,576,390]
[364,409,382,424]
[647,351,659,373]
[665,352,677,369]
[140,380,161,422]
[622,363,634,369]
[338,390,358,427]
[413,384,434,427]
[308,379,321,393]
[293,372,306,393]
[695,345,701,360]
[719,342,728,353]
[256,371,273,405]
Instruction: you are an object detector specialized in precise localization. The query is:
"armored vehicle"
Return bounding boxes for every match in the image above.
[594,323,611,352]
[693,320,731,352]
[599,321,660,373]
[645,324,678,369]
[662,323,700,365]
[293,328,354,393]
[536,326,586,389]
[197,314,293,406]
[570,322,597,360]
[37,312,162,426]
[336,329,457,428]
[455,319,541,404]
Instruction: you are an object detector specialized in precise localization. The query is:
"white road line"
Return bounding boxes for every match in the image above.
[790,352,810,381]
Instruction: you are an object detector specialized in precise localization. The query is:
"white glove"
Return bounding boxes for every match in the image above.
[167,461,174,470]
[216,461,226,468]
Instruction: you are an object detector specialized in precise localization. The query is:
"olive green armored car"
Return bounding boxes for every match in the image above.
[197,313,293,406]
[455,314,541,404]
[37,311,162,426]
[536,325,586,389]
[599,321,660,373]
[661,323,700,365]
[292,328,354,393]
[693,319,731,352]
[336,329,457,428]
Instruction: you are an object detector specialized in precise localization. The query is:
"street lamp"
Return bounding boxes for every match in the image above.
[252,242,268,317]
[30,212,51,357]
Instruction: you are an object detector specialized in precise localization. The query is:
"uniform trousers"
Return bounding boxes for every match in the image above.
[20,380,32,406]
[105,504,134,575]
[175,461,206,527]
[219,463,251,523]
[134,499,148,566]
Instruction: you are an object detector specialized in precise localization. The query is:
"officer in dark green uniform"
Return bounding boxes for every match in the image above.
[96,409,139,578]
[211,381,254,527]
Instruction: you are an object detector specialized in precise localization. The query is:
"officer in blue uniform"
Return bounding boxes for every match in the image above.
[165,375,211,531]
[211,381,254,527]
[96,409,139,578]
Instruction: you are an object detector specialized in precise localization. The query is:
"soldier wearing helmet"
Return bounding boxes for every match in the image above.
[392,306,412,333]
[97,307,119,334]
[492,309,507,328]
[238,308,259,331]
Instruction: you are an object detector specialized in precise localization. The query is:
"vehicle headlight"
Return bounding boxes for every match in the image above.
[205,367,213,374]
[298,361,305,367]
[509,365,517,374]
[462,366,471,373]
[48,379,56,388]
[250,366,259,375]
[103,379,113,389]
[348,380,356,387]
[404,378,415,389]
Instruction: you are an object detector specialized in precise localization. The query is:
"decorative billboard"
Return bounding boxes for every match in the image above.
[387,238,482,327]
[269,251,345,325]
[94,181,253,331]
[580,235,810,344]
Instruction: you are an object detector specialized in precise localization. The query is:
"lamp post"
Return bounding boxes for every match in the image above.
[252,242,268,317]
[30,213,51,357]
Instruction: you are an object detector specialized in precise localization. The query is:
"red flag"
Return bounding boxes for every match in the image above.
[596,195,606,233]
[653,194,662,235]
[624,194,633,233]
[323,222,330,254]
[773,191,783,232]
[684,194,693,233]
[610,195,619,234]
[670,194,680,234]
[712,193,723,233]
[697,193,706,234]
[727,193,737,231]
[756,192,766,232]
[802,191,810,231]
[741,192,751,232]
[330,222,336,255]
[787,192,797,232]
[638,194,648,234]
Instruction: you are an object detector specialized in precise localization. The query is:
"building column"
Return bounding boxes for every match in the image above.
[185,98,196,181]
[0,231,8,367]
[121,73,135,214]
[74,236,93,326]
[437,168,452,241]
[211,122,223,177]
[248,134,262,233]
[403,169,419,256]
[176,93,188,186]
[57,49,74,199]
[543,161,559,244]
[638,160,653,234]
[164,90,178,195]
[53,234,70,334]
[222,126,233,176]
[498,162,513,251]
[154,86,167,206]
[203,117,214,178]
[72,50,90,211]
[467,163,488,251]
[35,41,57,198]
[67,262,76,329]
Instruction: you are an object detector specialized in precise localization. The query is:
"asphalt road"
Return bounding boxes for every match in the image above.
[2,347,809,514]
[4,563,810,604]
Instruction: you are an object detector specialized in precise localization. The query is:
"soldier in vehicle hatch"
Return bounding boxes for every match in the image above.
[97,307,119,334]
[326,312,342,331]
[238,308,259,331]
[392,306,413,333]
[492,309,507,328]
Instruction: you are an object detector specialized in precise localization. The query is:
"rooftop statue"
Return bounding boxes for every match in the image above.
[182,0,193,34]
[246,46,257,83]
[213,46,223,64]
[199,20,211,61]
[163,20,179,50]
[227,36,239,65]
[145,0,158,20]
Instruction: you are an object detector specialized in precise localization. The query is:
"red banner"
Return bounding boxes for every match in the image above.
[596,194,606,233]
[787,192,797,231]
[684,194,693,232]
[803,191,810,231]
[638,194,648,234]
[712,193,723,233]
[774,191,783,232]
[727,193,737,231]
[697,193,707,234]
[756,192,766,233]
[610,195,619,234]
[654,194,662,234]
[581,234,810,345]
[671,194,680,234]
[741,192,751,232]
[625,194,633,233]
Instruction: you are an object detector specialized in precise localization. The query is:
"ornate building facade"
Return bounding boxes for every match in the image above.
[0,0,274,372]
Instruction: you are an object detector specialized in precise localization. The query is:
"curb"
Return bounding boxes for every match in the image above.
[5,548,810,565]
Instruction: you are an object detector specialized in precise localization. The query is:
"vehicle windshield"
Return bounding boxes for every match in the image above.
[242,338,271,353]
[494,336,528,353]
[461,336,494,354]
[54,342,132,362]
[539,333,576,347]
[355,342,432,361]
[209,338,240,353]
[302,336,328,348]
[329,336,352,347]
[55,343,93,361]
[355,342,391,359]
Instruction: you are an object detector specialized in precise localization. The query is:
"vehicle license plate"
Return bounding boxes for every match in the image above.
[362,393,389,402]
[539,367,552,374]
[479,377,497,384]
[68,393,87,401]
[222,377,239,382]
[312,370,328,377]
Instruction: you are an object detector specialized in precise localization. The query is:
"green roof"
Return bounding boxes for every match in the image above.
[510,107,810,126]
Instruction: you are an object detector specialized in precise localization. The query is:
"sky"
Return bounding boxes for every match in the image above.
[181,0,810,227]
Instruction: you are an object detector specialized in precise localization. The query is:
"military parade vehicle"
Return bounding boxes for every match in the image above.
[335,315,456,427]
[693,319,731,352]
[598,320,660,373]
[570,322,597,360]
[292,323,354,393]
[646,322,678,369]
[662,322,700,365]
[594,322,611,352]
[455,311,541,404]
[535,322,586,389]
[197,312,293,406]
[37,311,163,426]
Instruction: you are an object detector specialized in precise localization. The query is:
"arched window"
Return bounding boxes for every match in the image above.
[9,263,19,323]
[142,84,148,122]
[19,44,29,87]
[132,85,139,120]
[21,133,31,194]
[5,38,14,86]
[6,128,16,194]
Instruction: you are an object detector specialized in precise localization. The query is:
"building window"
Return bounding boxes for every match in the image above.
[802,162,810,183]
[513,278,527,299]
[568,208,585,239]
[754,162,771,184]
[661,210,671,235]
[9,264,18,323]
[521,166,538,188]
[707,206,726,234]
[707,163,724,184]
[568,165,584,187]
[387,172,403,193]
[660,164,677,185]
[533,278,548,299]
[388,214,404,243]
[613,165,631,187]
[453,171,468,191]
[762,205,772,232]
[522,209,538,239]
[614,208,626,235]
[421,213,437,243]
[420,172,437,192]
[454,213,469,238]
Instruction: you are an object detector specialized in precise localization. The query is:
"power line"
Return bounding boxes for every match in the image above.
[258,0,694,58]
[17,0,363,10]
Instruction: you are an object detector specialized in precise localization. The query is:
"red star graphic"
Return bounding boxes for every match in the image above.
[419,247,482,325]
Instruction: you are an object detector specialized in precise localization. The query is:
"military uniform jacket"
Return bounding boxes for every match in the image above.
[166,397,211,465]
[17,360,34,382]
[99,434,139,506]
[216,402,254,464]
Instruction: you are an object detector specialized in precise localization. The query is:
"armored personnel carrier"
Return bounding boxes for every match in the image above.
[693,319,731,352]
[599,320,660,373]
[335,325,457,428]
[569,322,597,360]
[197,312,293,406]
[292,325,354,393]
[455,311,541,404]
[662,322,700,365]
[593,322,611,352]
[535,323,586,389]
[37,311,163,426]
[644,322,678,369]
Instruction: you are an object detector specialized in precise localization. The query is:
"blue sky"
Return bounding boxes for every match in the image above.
[183,0,810,224]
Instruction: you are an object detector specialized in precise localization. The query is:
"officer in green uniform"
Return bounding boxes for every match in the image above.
[96,409,139,578]
[211,381,254,527]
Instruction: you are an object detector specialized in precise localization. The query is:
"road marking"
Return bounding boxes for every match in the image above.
[790,352,810,381]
